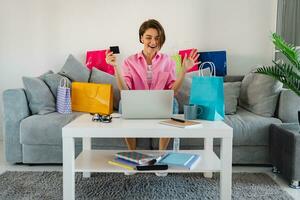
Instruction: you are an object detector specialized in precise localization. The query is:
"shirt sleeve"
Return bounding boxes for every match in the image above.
[165,59,176,89]
[121,59,133,90]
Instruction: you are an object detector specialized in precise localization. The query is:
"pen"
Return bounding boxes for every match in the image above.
[146,159,157,165]
[155,154,165,163]
[171,117,185,123]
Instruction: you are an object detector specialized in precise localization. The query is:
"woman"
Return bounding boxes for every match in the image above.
[106,19,199,150]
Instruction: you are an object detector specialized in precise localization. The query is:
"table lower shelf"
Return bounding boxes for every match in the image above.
[75,150,221,173]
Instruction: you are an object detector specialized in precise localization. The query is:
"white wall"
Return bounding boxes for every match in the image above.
[0,0,277,140]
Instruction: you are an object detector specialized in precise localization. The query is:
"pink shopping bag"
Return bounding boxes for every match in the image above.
[86,50,115,75]
[178,49,199,73]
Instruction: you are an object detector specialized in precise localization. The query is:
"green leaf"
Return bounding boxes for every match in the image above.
[272,33,300,70]
[255,33,300,96]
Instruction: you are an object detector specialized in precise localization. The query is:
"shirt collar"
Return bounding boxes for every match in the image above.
[137,51,162,60]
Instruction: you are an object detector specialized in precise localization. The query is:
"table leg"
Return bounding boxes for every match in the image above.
[83,137,91,178]
[204,138,213,178]
[220,137,232,200]
[63,137,75,200]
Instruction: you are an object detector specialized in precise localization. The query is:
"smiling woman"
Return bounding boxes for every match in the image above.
[105,19,200,151]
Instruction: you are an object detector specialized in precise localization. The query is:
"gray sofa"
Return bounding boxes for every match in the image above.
[2,55,300,164]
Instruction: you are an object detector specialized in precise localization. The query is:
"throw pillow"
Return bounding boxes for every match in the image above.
[239,72,283,117]
[89,68,120,110]
[43,73,71,98]
[176,68,211,113]
[22,73,56,115]
[58,54,90,82]
[224,82,241,114]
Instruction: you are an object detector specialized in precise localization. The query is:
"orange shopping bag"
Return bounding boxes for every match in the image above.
[71,82,113,115]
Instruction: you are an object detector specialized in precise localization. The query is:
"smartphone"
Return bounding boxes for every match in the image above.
[109,46,120,54]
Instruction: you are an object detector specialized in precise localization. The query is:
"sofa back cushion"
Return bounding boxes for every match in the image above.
[58,54,90,82]
[239,72,283,117]
[278,89,300,122]
[22,72,56,115]
[224,82,241,114]
[42,73,71,98]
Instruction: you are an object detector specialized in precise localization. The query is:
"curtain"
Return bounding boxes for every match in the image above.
[277,0,300,46]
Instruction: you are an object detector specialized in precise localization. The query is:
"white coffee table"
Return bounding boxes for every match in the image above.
[62,114,233,200]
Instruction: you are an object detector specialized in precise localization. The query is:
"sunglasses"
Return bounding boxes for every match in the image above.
[91,113,112,123]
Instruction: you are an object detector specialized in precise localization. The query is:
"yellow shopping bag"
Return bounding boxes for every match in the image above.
[71,82,113,115]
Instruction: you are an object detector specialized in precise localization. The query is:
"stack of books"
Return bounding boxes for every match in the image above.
[157,152,201,170]
[108,151,155,170]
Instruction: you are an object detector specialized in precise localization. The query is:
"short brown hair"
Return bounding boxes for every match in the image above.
[139,19,166,49]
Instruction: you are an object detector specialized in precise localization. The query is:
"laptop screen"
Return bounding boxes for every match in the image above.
[120,90,174,119]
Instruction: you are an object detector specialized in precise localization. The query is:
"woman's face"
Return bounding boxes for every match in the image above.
[141,28,160,55]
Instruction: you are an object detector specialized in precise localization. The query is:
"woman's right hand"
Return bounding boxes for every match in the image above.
[105,50,117,67]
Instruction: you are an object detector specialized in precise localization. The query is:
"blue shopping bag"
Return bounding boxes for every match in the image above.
[189,62,224,121]
[198,50,227,76]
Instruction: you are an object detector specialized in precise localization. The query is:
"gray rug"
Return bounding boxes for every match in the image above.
[0,171,293,200]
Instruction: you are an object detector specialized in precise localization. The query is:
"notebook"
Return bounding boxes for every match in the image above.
[159,119,202,128]
[158,152,201,170]
[108,160,135,170]
[115,151,155,164]
[121,90,174,119]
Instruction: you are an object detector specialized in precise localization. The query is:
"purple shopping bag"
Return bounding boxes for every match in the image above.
[56,78,72,114]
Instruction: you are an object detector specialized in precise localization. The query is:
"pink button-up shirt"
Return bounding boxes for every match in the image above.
[122,52,176,90]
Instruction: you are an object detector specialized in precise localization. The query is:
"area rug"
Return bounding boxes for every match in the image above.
[0,171,293,200]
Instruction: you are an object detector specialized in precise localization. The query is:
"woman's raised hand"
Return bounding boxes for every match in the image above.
[182,48,200,73]
[105,50,117,67]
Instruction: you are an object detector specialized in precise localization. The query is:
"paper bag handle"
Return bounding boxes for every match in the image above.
[59,77,70,88]
[198,62,216,77]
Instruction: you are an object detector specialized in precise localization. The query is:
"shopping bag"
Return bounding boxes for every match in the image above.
[178,49,199,73]
[86,50,115,75]
[189,62,224,121]
[171,54,182,77]
[56,78,72,114]
[198,50,227,76]
[71,82,113,115]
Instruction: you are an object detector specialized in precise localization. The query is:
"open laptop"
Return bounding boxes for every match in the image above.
[121,90,174,119]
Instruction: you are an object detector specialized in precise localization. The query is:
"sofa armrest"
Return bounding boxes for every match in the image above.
[277,89,300,123]
[3,89,31,163]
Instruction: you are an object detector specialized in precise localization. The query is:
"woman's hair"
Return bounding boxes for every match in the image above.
[139,19,166,49]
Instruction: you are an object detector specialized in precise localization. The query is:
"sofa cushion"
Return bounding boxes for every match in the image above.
[224,106,282,146]
[167,107,282,149]
[22,72,56,115]
[89,68,120,110]
[58,54,90,82]
[42,73,71,98]
[224,82,241,114]
[239,72,283,117]
[278,89,300,123]
[20,112,82,145]
[20,112,151,149]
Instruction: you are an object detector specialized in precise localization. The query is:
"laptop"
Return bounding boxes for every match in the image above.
[121,90,174,119]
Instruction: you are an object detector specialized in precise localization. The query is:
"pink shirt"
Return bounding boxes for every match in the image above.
[122,52,176,90]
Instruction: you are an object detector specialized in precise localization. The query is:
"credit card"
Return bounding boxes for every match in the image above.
[109,46,120,54]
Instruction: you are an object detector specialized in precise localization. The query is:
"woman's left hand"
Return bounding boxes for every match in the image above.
[182,48,200,73]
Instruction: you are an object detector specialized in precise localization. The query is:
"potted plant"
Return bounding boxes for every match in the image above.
[255,33,300,123]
